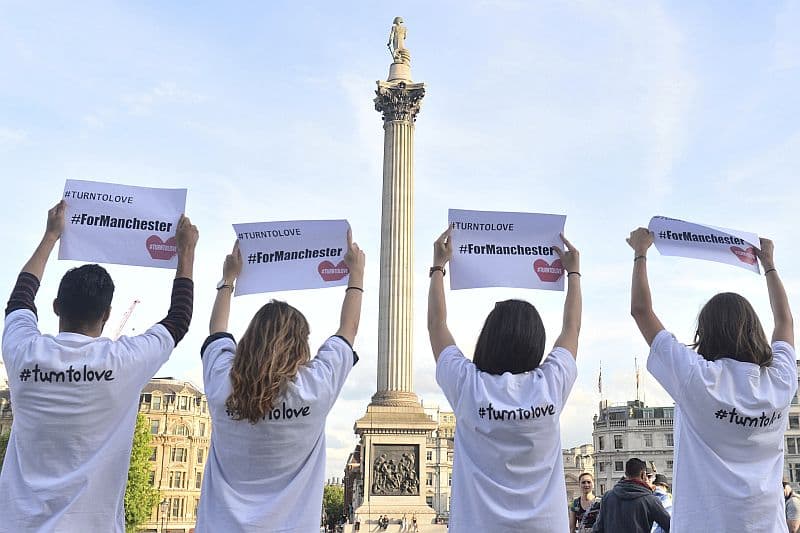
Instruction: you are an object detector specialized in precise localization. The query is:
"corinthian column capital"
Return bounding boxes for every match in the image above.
[374,81,426,123]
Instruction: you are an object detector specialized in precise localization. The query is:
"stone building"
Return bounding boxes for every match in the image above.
[592,399,674,496]
[137,377,210,533]
[0,388,11,436]
[562,443,595,500]
[783,361,800,488]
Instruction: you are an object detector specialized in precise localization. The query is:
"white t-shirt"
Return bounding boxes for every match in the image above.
[196,334,356,533]
[436,345,577,533]
[648,330,797,533]
[0,309,175,533]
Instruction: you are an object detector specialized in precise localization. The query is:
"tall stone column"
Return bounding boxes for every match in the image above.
[372,79,425,407]
[352,18,440,531]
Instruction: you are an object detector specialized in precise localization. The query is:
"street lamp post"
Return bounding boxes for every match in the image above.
[159,498,168,533]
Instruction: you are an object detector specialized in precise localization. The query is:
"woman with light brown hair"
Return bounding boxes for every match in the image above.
[628,228,795,533]
[195,233,365,533]
[569,472,598,532]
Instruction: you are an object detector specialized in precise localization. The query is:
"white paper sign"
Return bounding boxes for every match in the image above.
[648,216,760,273]
[448,209,566,290]
[234,219,351,295]
[59,180,187,268]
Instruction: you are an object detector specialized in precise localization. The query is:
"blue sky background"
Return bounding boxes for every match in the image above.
[2,1,799,478]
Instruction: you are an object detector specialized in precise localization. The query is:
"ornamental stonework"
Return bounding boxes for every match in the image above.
[374,82,425,123]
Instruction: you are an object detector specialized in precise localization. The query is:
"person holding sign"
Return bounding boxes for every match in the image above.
[627,227,795,532]
[0,200,198,532]
[196,231,365,533]
[427,227,582,533]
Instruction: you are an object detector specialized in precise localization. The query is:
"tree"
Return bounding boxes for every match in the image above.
[0,432,8,474]
[322,484,345,529]
[125,414,160,532]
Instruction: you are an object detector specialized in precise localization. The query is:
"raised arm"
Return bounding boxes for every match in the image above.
[757,238,793,346]
[553,234,582,357]
[627,227,665,346]
[427,227,455,361]
[157,215,198,345]
[209,240,242,335]
[21,200,65,281]
[335,229,365,346]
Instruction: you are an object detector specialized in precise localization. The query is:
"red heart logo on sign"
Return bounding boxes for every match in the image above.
[730,246,757,265]
[533,259,564,282]
[318,260,349,282]
[146,235,178,261]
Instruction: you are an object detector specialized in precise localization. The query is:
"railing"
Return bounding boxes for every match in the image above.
[637,419,656,427]
[609,420,627,428]
[660,419,674,427]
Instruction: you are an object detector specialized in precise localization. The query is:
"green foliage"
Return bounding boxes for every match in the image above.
[125,414,160,533]
[323,484,345,526]
[0,432,8,474]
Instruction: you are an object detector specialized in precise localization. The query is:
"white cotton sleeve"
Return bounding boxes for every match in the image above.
[2,309,41,372]
[770,341,798,394]
[539,347,578,409]
[304,336,356,408]
[435,346,473,410]
[647,329,699,401]
[114,324,176,388]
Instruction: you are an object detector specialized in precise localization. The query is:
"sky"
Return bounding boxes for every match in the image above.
[1,1,800,479]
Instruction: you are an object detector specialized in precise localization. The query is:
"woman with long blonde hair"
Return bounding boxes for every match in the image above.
[196,232,365,533]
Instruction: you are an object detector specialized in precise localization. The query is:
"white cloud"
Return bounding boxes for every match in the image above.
[0,127,28,146]
[121,82,206,115]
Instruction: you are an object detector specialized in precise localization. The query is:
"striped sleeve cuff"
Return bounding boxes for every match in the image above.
[158,277,194,345]
[5,272,40,317]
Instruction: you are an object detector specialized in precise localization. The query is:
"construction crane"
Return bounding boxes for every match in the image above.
[113,299,141,340]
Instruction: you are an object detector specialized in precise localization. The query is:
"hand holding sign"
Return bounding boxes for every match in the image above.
[756,238,775,271]
[343,229,365,289]
[554,233,580,275]
[627,227,654,256]
[223,240,244,282]
[433,226,453,268]
[46,200,67,241]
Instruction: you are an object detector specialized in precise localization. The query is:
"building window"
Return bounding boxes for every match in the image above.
[790,416,800,430]
[600,484,606,494]
[174,425,189,436]
[792,393,798,406]
[195,472,202,489]
[667,460,673,470]
[178,396,190,411]
[149,447,157,461]
[614,434,623,450]
[151,396,162,410]
[199,422,206,437]
[171,448,187,462]
[197,448,204,464]
[614,461,624,472]
[169,471,185,489]
[666,433,674,447]
[426,496,433,506]
[148,471,155,486]
[790,463,800,483]
[150,420,159,434]
[426,473,433,486]
[171,498,184,519]
[643,433,653,447]
[448,472,452,486]
[789,437,800,455]
[599,462,606,473]
[598,436,605,450]
[426,451,432,461]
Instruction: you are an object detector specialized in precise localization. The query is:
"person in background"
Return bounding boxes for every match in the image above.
[592,458,670,533]
[570,472,598,532]
[784,482,800,533]
[651,474,672,533]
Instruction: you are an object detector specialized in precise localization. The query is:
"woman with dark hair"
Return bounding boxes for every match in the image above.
[427,227,582,532]
[628,228,795,532]
[195,233,365,533]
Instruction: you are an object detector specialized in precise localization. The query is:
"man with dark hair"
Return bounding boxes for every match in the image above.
[592,458,670,533]
[0,200,198,532]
